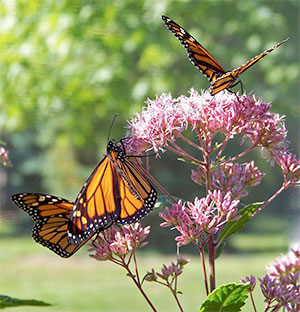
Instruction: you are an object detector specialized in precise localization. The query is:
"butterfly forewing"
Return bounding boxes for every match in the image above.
[231,37,289,77]
[67,156,120,245]
[11,193,91,258]
[211,37,289,94]
[162,15,225,83]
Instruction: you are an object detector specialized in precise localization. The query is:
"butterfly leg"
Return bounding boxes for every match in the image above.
[228,80,246,106]
[91,232,100,248]
[231,79,244,95]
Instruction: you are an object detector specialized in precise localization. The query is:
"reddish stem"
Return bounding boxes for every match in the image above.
[177,132,205,153]
[252,183,289,216]
[249,291,257,312]
[169,287,184,312]
[192,240,209,295]
[167,144,204,166]
[137,163,177,204]
[203,138,216,292]
[207,236,216,292]
[121,260,157,312]
[210,136,230,167]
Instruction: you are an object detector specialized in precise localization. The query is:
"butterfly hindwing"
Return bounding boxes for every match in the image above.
[113,157,157,224]
[67,140,157,245]
[162,15,288,95]
[11,193,91,258]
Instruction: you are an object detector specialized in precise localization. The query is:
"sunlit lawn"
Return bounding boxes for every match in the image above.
[0,230,288,312]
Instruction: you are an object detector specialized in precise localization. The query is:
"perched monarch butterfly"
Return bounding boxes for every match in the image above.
[67,140,157,245]
[162,15,289,95]
[11,193,92,258]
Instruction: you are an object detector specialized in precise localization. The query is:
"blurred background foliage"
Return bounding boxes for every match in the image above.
[0,0,299,252]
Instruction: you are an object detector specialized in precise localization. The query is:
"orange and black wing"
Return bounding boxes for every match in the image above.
[113,157,157,225]
[162,15,288,96]
[12,193,91,258]
[67,140,157,245]
[210,37,289,95]
[162,15,225,84]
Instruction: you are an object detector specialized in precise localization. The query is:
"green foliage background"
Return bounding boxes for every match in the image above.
[1,0,299,246]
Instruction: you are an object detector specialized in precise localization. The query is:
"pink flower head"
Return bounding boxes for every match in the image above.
[240,275,256,291]
[145,256,189,282]
[209,161,265,199]
[271,151,300,184]
[159,200,191,228]
[127,93,185,153]
[89,224,150,261]
[160,192,240,247]
[258,272,300,311]
[257,248,300,311]
[267,246,300,278]
[191,166,206,186]
[127,89,288,155]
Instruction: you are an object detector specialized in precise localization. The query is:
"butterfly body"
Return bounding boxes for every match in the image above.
[67,140,157,245]
[162,15,288,95]
[11,193,90,258]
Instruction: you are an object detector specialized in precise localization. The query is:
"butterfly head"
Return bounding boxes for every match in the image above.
[107,140,126,160]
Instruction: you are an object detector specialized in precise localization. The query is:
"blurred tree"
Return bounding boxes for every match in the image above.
[0,0,298,244]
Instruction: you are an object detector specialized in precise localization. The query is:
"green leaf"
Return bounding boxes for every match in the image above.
[177,157,204,167]
[218,202,263,246]
[199,283,249,312]
[215,241,226,259]
[0,295,51,309]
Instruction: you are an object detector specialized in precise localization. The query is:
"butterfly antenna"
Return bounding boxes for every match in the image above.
[107,113,119,141]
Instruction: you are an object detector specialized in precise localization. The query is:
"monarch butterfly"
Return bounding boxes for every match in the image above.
[11,193,91,258]
[67,139,157,245]
[162,15,289,95]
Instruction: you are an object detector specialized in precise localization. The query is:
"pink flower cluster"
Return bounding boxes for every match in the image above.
[259,272,300,311]
[271,151,300,185]
[89,223,150,261]
[240,275,256,291]
[242,247,300,311]
[145,256,189,282]
[192,161,265,199]
[127,89,287,155]
[267,247,300,278]
[159,190,240,247]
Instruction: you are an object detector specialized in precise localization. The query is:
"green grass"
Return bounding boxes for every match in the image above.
[0,234,288,312]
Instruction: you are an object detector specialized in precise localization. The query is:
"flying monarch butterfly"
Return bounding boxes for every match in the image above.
[67,139,157,245]
[162,15,289,95]
[11,193,92,258]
